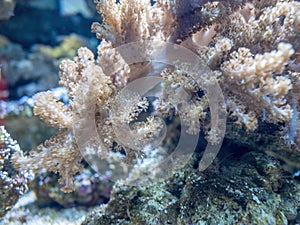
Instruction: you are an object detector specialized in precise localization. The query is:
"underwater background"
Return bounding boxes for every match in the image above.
[0,0,300,224]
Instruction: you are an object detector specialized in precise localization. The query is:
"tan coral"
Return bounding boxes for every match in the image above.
[221,42,294,128]
[219,1,300,49]
[197,37,233,68]
[13,45,118,192]
[33,91,73,129]
[92,0,175,45]
[13,130,83,192]
[12,0,300,192]
[96,40,130,88]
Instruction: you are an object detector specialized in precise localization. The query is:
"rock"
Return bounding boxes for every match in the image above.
[83,151,300,225]
[0,126,30,218]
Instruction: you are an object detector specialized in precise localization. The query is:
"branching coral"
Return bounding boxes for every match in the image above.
[157,64,210,135]
[221,43,294,130]
[191,1,300,131]
[13,130,83,192]
[12,4,170,190]
[12,0,300,192]
[219,1,300,50]
[91,0,176,45]
[12,42,164,191]
[173,0,293,43]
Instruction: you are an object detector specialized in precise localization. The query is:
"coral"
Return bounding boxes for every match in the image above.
[0,88,60,151]
[33,91,73,129]
[13,130,83,192]
[173,0,296,44]
[218,1,300,50]
[0,33,95,99]
[174,0,239,42]
[193,1,300,134]
[0,126,29,218]
[12,44,164,192]
[91,0,176,45]
[12,0,300,194]
[157,63,210,135]
[221,43,294,130]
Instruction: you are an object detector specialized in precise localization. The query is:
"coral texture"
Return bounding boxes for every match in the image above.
[0,126,29,218]
[91,0,175,44]
[12,0,300,192]
[194,1,300,134]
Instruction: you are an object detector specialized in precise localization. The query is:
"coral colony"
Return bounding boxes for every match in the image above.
[7,0,300,195]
